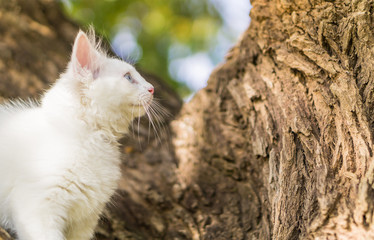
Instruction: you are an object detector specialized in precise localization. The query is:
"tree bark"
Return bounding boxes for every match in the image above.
[2,0,374,239]
[169,0,374,239]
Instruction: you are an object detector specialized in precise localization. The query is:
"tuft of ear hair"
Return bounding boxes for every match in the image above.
[75,32,92,69]
[71,28,105,78]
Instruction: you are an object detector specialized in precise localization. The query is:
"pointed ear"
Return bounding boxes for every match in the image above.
[71,31,98,76]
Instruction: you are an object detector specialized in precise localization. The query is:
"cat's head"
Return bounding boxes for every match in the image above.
[68,30,154,118]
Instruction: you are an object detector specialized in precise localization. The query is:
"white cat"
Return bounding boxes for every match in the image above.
[0,30,154,240]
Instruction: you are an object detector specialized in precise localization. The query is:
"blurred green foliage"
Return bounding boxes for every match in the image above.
[61,0,223,96]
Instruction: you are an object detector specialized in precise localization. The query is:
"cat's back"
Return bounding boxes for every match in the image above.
[0,100,47,139]
[0,102,52,180]
[0,102,52,228]
[0,100,47,151]
[0,98,121,192]
[0,100,75,186]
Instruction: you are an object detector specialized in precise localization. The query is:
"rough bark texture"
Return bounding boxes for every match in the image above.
[171,0,374,238]
[0,0,77,100]
[2,0,374,239]
[172,0,374,238]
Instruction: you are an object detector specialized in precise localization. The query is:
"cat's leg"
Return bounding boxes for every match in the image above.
[11,192,67,240]
[12,209,66,240]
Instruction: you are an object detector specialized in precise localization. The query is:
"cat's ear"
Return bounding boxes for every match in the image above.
[71,31,99,77]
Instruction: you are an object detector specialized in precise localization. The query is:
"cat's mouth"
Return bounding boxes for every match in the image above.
[130,104,143,107]
[130,98,153,108]
[130,102,151,108]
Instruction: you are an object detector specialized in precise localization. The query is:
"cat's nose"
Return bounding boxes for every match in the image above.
[148,87,154,95]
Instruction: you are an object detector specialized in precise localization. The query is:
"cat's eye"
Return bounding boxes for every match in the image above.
[124,73,134,83]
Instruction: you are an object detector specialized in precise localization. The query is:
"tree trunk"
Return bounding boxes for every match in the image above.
[2,0,374,239]
[169,0,374,238]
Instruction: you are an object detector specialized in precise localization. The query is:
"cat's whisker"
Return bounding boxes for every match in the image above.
[131,105,135,138]
[137,105,142,150]
[147,106,168,141]
[154,106,171,119]
[152,101,170,112]
[150,101,171,118]
[147,108,151,144]
[147,102,165,123]
[142,100,163,144]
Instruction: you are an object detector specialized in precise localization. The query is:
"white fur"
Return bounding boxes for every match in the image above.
[0,30,153,240]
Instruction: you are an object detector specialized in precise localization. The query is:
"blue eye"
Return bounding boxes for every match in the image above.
[124,73,133,83]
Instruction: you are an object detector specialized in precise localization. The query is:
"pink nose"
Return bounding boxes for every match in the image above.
[148,87,154,95]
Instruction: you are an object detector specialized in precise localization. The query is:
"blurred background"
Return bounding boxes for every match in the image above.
[61,0,251,99]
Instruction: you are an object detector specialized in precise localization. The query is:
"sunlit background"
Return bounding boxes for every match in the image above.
[61,0,251,98]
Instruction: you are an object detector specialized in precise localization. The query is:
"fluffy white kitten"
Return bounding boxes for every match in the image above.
[0,30,154,240]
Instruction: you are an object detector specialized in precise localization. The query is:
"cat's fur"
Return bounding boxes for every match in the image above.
[0,30,154,240]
